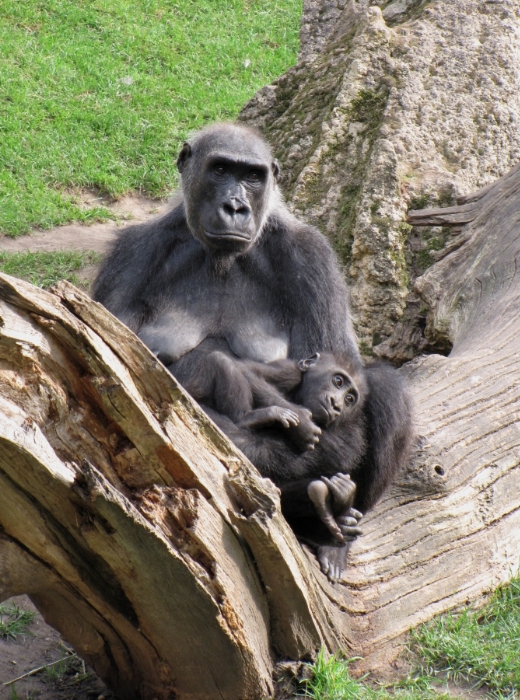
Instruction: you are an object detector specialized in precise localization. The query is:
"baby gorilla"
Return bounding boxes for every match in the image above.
[172,339,362,452]
[171,341,367,581]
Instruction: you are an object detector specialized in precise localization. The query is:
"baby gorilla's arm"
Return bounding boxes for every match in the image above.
[239,406,300,429]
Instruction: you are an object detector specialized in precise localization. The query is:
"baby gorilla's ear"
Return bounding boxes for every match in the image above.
[176,142,192,173]
[298,352,320,372]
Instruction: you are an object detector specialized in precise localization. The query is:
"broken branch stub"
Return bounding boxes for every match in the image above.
[343,161,520,673]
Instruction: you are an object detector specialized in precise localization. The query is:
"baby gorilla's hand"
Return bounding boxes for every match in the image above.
[337,508,363,541]
[321,473,356,510]
[288,408,322,451]
[270,406,300,428]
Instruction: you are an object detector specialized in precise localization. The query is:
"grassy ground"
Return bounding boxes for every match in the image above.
[0,602,36,640]
[298,575,520,699]
[0,250,101,288]
[0,0,301,236]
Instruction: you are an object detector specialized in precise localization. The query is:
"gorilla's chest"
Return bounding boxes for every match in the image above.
[138,266,289,363]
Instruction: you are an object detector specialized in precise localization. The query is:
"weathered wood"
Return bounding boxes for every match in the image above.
[345,161,520,672]
[1,164,520,694]
[0,276,350,699]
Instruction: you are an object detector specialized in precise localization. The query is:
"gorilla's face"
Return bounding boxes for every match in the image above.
[297,354,364,427]
[177,124,280,254]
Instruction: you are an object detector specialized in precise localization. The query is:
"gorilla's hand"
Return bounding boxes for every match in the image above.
[239,406,300,429]
[337,508,363,541]
[317,544,350,584]
[307,474,363,544]
[321,474,362,541]
[287,408,322,451]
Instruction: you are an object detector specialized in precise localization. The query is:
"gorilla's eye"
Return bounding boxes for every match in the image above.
[214,165,227,175]
[345,393,356,405]
[332,375,344,388]
[247,170,262,182]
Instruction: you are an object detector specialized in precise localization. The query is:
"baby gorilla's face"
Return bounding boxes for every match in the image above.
[297,353,363,427]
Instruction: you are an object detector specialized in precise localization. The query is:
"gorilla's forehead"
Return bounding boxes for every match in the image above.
[205,150,269,169]
[195,126,271,163]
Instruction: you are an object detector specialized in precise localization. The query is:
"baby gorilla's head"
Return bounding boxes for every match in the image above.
[295,353,367,427]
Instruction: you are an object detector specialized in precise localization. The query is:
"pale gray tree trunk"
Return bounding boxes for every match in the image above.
[240,0,520,360]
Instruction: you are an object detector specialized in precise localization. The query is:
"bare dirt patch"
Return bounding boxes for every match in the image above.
[0,193,167,255]
[0,596,113,700]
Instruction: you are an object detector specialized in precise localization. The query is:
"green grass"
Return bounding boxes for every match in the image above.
[8,688,34,700]
[412,574,520,697]
[0,250,102,288]
[43,656,74,681]
[0,0,301,236]
[299,574,520,700]
[299,650,456,700]
[0,602,36,639]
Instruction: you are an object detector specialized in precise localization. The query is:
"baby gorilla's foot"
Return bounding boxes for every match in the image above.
[321,473,356,510]
[307,473,363,544]
[317,544,350,584]
[307,480,344,542]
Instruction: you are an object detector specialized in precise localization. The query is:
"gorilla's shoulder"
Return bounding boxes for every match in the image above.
[261,211,340,284]
[262,211,340,271]
[111,202,189,252]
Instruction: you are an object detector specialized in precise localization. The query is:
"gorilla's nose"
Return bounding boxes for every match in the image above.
[220,198,252,228]
[330,395,341,414]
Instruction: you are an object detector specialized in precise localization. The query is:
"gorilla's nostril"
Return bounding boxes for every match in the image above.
[223,203,236,217]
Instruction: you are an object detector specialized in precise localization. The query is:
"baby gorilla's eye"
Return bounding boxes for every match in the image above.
[247,170,262,182]
[345,393,356,405]
[332,374,344,389]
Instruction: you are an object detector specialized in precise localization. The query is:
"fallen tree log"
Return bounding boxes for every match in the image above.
[1,164,520,697]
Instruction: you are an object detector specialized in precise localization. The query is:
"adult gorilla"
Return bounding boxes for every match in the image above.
[93,122,412,581]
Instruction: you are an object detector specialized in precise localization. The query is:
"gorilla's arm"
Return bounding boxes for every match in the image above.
[92,205,188,333]
[262,214,361,363]
[353,363,414,513]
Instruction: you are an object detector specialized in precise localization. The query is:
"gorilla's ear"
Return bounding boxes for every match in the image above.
[272,159,281,183]
[176,142,192,173]
[298,352,320,372]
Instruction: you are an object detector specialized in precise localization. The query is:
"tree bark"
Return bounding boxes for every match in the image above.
[1,164,520,696]
[344,161,520,672]
[0,276,350,700]
[240,0,520,360]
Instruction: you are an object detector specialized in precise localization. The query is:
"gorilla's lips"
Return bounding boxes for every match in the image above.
[313,402,337,427]
[204,230,251,242]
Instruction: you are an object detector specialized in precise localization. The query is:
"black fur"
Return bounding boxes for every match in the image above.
[174,342,364,452]
[92,123,413,578]
[205,361,411,507]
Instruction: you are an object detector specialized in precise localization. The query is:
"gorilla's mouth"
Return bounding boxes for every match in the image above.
[314,403,336,427]
[204,230,251,242]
